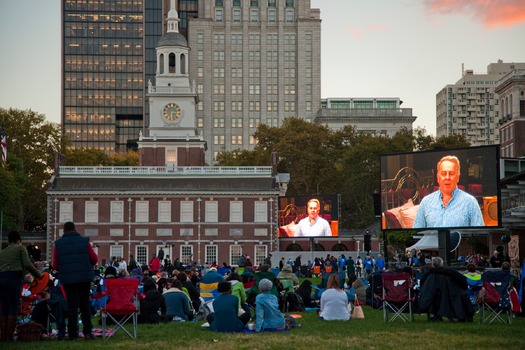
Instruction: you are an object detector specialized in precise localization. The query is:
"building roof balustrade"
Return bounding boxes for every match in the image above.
[148,85,196,95]
[58,166,273,177]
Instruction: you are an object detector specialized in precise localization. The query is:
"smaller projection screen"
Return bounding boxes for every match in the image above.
[380,145,500,231]
[278,194,339,237]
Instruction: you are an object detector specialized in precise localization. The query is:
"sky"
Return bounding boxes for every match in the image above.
[0,0,524,136]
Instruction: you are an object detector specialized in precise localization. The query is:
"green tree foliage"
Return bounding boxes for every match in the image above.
[429,134,471,150]
[386,231,416,255]
[215,149,267,166]
[0,108,65,231]
[64,148,139,166]
[0,166,18,230]
[111,150,139,166]
[64,148,110,166]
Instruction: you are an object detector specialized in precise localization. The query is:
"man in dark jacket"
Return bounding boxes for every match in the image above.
[52,222,98,340]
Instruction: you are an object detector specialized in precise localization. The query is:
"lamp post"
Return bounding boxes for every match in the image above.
[269,197,274,252]
[128,197,133,259]
[197,197,202,265]
[52,198,59,260]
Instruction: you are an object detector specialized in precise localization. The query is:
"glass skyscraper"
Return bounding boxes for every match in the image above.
[63,0,155,152]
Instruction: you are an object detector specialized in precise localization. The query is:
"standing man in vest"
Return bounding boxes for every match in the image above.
[52,222,98,341]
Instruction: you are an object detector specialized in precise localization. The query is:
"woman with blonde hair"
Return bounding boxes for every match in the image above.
[319,274,350,320]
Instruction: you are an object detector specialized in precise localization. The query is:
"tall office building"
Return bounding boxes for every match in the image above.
[187,0,321,164]
[62,0,152,152]
[436,60,525,146]
[62,0,198,153]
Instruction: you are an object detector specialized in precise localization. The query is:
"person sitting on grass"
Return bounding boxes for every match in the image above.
[319,274,350,321]
[295,280,318,308]
[163,279,192,322]
[138,277,167,324]
[225,272,251,314]
[207,281,251,332]
[255,279,287,332]
[349,273,367,304]
[277,263,299,286]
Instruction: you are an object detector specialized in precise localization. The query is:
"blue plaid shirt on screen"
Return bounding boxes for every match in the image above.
[413,187,484,228]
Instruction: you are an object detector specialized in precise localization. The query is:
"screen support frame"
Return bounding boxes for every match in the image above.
[437,229,451,265]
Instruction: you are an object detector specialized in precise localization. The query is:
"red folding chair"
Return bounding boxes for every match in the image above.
[480,270,512,325]
[99,277,141,339]
[381,272,413,322]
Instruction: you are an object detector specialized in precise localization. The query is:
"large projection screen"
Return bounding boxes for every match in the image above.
[380,145,501,231]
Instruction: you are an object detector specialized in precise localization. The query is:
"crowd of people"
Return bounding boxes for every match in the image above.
[2,221,525,342]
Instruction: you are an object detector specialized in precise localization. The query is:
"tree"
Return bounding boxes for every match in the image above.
[111,150,139,166]
[270,118,336,195]
[64,148,110,166]
[428,134,470,150]
[386,231,416,256]
[0,166,18,230]
[64,148,139,166]
[0,108,65,230]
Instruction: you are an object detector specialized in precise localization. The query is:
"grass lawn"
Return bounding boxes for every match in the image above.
[5,277,525,350]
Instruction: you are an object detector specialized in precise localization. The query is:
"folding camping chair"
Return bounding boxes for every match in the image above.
[381,272,413,322]
[312,265,321,277]
[371,271,384,309]
[99,277,142,338]
[199,282,220,303]
[465,276,483,310]
[480,270,512,325]
[278,278,295,312]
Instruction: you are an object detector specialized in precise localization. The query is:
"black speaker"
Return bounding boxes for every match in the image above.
[373,192,381,216]
[437,230,451,265]
[364,233,371,252]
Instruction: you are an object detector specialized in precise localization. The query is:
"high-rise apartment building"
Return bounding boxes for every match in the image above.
[187,0,321,164]
[496,69,525,157]
[436,60,525,146]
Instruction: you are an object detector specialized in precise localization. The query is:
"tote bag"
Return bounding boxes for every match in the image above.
[351,295,365,319]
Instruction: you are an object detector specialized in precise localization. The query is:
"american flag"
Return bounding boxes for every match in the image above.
[1,118,6,164]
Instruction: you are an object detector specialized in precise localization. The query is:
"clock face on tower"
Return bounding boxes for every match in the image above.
[162,102,181,122]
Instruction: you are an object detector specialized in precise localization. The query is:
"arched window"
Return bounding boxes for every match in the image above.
[285,243,302,251]
[331,243,348,251]
[313,243,325,251]
[169,53,176,73]
[159,54,164,74]
[510,94,513,116]
[180,54,186,74]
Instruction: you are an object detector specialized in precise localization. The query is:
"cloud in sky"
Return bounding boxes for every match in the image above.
[425,0,525,28]
[345,23,388,39]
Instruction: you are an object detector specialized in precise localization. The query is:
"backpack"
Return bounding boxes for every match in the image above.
[286,292,305,312]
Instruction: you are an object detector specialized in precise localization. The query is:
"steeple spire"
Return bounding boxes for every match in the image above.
[166,0,179,33]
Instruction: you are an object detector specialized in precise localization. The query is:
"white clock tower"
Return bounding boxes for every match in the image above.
[139,0,206,167]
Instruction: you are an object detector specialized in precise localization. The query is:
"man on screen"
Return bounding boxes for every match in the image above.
[294,198,332,237]
[413,155,484,228]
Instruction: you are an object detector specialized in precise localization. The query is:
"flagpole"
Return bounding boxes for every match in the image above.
[0,210,3,249]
